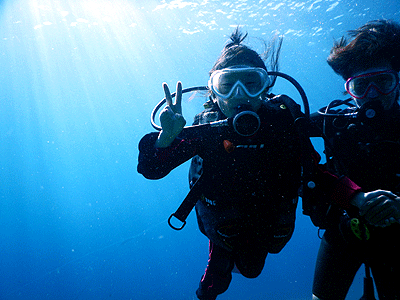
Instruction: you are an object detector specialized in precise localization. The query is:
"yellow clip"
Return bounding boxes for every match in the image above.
[350,218,370,240]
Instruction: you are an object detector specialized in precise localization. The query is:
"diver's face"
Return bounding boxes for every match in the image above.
[214,92,262,118]
[210,66,266,118]
[347,62,400,110]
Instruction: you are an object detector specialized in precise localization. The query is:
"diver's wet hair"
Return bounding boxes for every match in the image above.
[328,19,400,80]
[210,27,282,89]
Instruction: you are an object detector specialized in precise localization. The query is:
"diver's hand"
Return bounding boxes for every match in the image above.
[351,190,400,227]
[155,82,186,148]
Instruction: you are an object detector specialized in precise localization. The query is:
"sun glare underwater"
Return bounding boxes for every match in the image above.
[0,0,399,299]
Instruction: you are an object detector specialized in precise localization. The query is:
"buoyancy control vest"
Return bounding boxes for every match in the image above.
[187,96,319,220]
[320,101,400,193]
[157,73,314,230]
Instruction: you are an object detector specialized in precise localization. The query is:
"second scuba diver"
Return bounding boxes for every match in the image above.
[137,28,396,300]
[310,20,400,300]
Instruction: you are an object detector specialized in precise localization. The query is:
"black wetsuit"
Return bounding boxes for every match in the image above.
[310,102,400,300]
[138,96,361,300]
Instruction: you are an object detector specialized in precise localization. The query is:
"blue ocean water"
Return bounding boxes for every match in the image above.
[0,1,399,299]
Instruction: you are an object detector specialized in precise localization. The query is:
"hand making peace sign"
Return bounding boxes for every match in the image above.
[155,81,187,148]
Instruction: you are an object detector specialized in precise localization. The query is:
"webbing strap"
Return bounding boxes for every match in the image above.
[278,97,316,215]
[168,174,204,230]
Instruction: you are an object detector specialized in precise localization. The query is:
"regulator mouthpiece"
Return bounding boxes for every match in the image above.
[232,110,260,136]
[357,101,384,122]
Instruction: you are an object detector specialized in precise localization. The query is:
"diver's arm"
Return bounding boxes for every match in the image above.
[313,167,362,210]
[137,132,201,180]
[309,152,399,227]
[300,129,361,209]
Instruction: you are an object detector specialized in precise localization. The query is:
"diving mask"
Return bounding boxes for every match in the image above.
[208,66,271,100]
[345,70,399,99]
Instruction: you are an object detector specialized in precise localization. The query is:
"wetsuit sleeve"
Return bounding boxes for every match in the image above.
[137,132,200,179]
[306,110,361,208]
[310,148,361,210]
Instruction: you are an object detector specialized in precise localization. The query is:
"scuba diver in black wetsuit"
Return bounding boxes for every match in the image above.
[309,20,400,300]
[137,28,395,300]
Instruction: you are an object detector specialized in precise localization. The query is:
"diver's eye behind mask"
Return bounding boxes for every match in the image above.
[208,67,271,100]
[345,70,399,99]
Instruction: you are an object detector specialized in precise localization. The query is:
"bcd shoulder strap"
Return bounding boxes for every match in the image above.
[168,100,221,230]
[274,96,320,220]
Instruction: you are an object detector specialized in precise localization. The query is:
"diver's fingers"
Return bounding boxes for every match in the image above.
[364,190,397,200]
[175,81,183,114]
[361,196,400,227]
[360,195,398,215]
[365,206,394,226]
[163,82,173,107]
[385,217,400,225]
[159,105,173,128]
[360,196,387,212]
